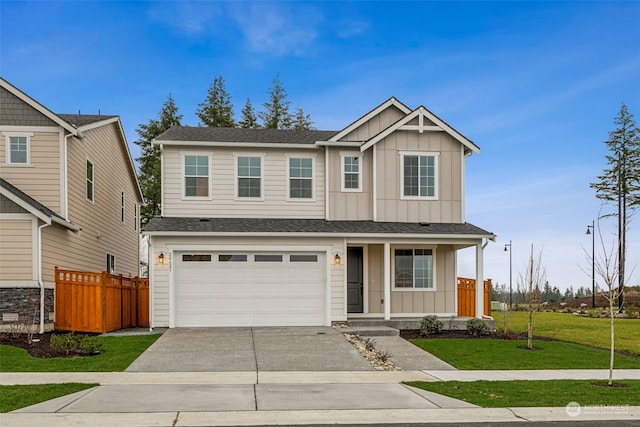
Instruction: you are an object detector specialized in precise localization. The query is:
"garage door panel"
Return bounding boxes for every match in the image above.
[175,251,325,327]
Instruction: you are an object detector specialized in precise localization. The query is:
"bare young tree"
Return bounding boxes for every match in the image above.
[516,245,547,349]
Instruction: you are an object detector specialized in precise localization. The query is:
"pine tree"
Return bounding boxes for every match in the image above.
[196,75,235,127]
[134,94,182,224]
[238,98,260,129]
[590,104,640,310]
[259,73,292,129]
[291,106,314,130]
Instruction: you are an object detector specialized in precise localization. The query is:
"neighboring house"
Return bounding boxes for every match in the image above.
[144,97,495,328]
[0,78,143,332]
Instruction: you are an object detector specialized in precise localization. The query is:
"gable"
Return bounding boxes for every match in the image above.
[0,193,29,214]
[0,87,58,127]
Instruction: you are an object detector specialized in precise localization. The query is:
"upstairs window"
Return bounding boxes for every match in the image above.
[86,159,94,202]
[288,157,313,199]
[184,155,209,197]
[401,152,438,199]
[120,192,125,224]
[237,156,262,198]
[341,154,362,192]
[394,249,433,289]
[8,136,29,165]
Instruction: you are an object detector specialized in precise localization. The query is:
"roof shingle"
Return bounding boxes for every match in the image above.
[155,126,338,144]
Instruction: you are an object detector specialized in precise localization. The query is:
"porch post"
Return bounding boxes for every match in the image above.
[384,242,391,320]
[475,242,484,319]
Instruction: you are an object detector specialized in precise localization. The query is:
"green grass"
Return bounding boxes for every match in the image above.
[405,380,640,407]
[0,383,98,413]
[0,334,160,372]
[492,311,640,354]
[409,339,640,370]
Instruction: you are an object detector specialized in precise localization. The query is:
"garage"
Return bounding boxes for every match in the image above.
[174,251,326,327]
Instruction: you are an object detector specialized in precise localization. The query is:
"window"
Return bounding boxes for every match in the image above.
[255,254,282,262]
[401,152,438,199]
[120,192,125,224]
[218,254,248,262]
[8,136,29,164]
[106,253,116,274]
[133,204,138,231]
[184,155,209,197]
[394,249,433,289]
[289,157,313,199]
[341,154,362,192]
[237,156,261,198]
[290,254,318,262]
[182,254,212,262]
[86,160,94,202]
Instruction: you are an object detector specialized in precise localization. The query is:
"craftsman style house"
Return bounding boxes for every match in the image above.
[0,78,143,332]
[144,98,495,328]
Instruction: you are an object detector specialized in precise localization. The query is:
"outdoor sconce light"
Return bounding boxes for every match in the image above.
[158,252,166,266]
[333,252,341,266]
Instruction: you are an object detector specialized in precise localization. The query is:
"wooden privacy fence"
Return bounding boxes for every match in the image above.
[55,267,149,333]
[457,277,491,317]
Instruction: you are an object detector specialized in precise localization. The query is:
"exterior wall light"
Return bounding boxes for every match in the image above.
[333,252,341,266]
[158,252,166,266]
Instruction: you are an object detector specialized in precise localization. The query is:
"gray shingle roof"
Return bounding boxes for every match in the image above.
[58,114,118,127]
[143,217,494,238]
[155,126,338,144]
[0,177,64,220]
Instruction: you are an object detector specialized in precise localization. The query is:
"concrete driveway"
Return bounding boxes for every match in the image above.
[126,327,374,372]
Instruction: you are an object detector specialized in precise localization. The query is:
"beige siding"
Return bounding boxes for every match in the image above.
[0,217,34,281]
[376,131,463,223]
[342,106,406,141]
[163,146,325,218]
[327,148,373,220]
[149,235,345,327]
[60,123,140,278]
[0,131,61,213]
[389,245,456,314]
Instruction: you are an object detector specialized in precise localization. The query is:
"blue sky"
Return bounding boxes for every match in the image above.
[2,1,639,292]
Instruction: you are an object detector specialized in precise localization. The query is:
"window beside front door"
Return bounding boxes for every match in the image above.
[184,155,210,197]
[288,157,313,199]
[400,152,438,199]
[237,156,262,198]
[394,249,434,289]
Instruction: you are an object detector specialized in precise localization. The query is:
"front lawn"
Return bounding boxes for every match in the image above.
[410,338,640,370]
[492,311,640,354]
[0,334,160,372]
[0,383,98,413]
[406,380,640,407]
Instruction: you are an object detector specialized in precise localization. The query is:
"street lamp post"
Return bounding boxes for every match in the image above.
[504,240,512,308]
[586,221,595,308]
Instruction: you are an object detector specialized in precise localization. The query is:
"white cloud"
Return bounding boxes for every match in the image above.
[147,1,223,36]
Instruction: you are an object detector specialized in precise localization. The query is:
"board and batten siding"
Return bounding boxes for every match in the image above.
[0,217,34,281]
[162,146,325,218]
[327,148,373,220]
[57,123,139,280]
[341,106,407,142]
[375,131,463,223]
[0,131,62,213]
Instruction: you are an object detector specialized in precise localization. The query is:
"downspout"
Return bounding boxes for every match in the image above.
[37,222,51,334]
[63,131,80,221]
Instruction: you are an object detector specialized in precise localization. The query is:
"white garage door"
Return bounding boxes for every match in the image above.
[174,251,326,327]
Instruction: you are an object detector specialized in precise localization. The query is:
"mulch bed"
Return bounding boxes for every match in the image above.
[399,329,530,340]
[0,333,94,358]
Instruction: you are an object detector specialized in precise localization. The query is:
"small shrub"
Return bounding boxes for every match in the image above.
[587,310,601,318]
[466,318,490,336]
[419,315,444,336]
[362,337,377,352]
[377,350,392,363]
[50,333,103,355]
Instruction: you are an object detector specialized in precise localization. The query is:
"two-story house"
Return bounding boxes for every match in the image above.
[0,78,143,332]
[143,97,495,328]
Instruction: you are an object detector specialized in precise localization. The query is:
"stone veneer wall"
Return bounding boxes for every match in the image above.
[0,288,54,330]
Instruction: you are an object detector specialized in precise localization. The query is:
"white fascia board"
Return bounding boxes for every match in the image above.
[153,140,318,150]
[328,97,412,142]
[0,188,51,224]
[0,78,78,135]
[75,116,119,132]
[51,216,81,232]
[315,140,363,147]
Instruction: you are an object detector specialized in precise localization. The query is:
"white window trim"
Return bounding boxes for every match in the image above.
[181,152,212,200]
[340,151,363,193]
[286,154,316,202]
[399,150,439,200]
[134,203,138,231]
[120,192,126,224]
[4,133,33,166]
[391,245,437,291]
[107,253,116,274]
[86,158,95,204]
[234,153,265,201]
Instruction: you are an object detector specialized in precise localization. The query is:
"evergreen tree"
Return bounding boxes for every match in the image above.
[134,94,182,224]
[291,106,314,130]
[238,98,260,129]
[259,73,292,129]
[590,104,640,310]
[196,75,235,127]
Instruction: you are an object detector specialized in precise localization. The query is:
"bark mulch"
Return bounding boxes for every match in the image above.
[0,333,94,358]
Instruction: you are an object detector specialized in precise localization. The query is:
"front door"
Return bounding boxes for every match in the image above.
[347,247,364,313]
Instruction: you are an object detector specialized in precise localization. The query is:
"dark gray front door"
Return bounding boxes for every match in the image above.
[347,247,364,313]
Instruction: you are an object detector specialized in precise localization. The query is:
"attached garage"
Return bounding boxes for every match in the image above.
[174,251,326,327]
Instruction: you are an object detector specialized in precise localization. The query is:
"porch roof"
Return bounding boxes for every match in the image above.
[143,217,495,240]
